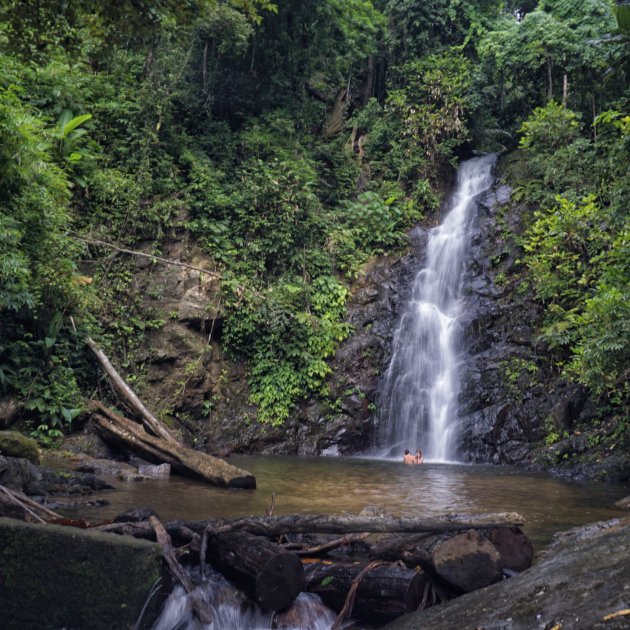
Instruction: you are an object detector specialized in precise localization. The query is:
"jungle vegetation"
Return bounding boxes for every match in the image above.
[0,0,627,444]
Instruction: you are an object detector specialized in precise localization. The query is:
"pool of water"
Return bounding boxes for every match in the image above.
[56,455,628,548]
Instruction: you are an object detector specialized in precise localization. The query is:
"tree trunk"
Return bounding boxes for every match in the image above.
[363,54,375,105]
[205,531,304,611]
[544,46,554,101]
[90,402,256,488]
[186,512,524,537]
[202,40,208,88]
[481,526,534,572]
[562,54,568,107]
[304,560,430,625]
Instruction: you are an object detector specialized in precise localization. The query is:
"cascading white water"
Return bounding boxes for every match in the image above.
[151,567,336,630]
[378,155,496,462]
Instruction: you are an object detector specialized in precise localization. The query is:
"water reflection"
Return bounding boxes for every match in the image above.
[59,456,628,547]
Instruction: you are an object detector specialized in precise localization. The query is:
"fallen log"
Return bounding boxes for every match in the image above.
[86,337,177,444]
[96,520,199,548]
[204,531,304,611]
[304,559,430,625]
[90,402,255,488]
[184,512,525,537]
[371,529,505,592]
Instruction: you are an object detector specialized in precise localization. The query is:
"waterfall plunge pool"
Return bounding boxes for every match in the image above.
[56,455,628,549]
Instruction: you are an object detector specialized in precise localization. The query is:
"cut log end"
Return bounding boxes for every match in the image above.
[256,552,304,611]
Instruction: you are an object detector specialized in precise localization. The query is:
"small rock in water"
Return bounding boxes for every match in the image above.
[114,507,159,523]
[138,463,171,477]
[615,495,630,511]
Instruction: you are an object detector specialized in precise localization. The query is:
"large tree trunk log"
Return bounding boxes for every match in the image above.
[86,337,177,444]
[185,512,524,537]
[204,531,304,611]
[371,529,504,593]
[90,402,255,488]
[304,560,431,625]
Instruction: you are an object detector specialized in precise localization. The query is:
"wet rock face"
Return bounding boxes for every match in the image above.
[454,178,592,467]
[121,218,252,453]
[385,517,630,630]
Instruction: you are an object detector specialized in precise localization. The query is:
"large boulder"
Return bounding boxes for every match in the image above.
[0,517,162,629]
[0,431,40,464]
[0,455,113,497]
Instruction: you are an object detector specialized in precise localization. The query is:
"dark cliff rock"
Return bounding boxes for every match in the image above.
[198,248,422,456]
[454,166,629,480]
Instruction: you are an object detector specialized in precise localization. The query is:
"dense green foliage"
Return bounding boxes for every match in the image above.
[518,104,629,409]
[0,0,627,439]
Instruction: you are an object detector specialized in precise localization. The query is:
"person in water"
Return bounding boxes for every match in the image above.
[414,449,424,464]
[403,449,416,464]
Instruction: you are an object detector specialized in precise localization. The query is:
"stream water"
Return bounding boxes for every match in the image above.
[53,457,627,629]
[378,155,497,461]
[59,455,627,549]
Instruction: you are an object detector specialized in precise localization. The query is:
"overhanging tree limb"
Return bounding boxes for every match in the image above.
[77,236,220,277]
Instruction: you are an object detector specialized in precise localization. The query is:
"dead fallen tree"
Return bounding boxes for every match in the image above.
[86,337,177,444]
[90,401,255,488]
[371,527,534,590]
[96,509,531,625]
[85,336,255,489]
[184,511,525,537]
[371,529,504,592]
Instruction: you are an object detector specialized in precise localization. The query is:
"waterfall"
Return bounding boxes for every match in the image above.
[378,155,496,462]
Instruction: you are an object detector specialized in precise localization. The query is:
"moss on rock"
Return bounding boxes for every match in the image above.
[0,431,40,464]
[0,517,163,629]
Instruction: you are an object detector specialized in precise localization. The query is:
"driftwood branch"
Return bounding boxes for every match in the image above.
[86,337,177,444]
[78,237,220,277]
[97,513,525,544]
[0,484,48,523]
[293,532,371,557]
[149,516,213,625]
[266,492,276,517]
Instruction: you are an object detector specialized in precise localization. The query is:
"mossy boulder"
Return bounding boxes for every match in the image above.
[0,517,163,629]
[0,431,40,464]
